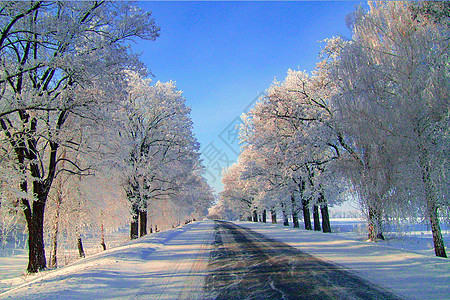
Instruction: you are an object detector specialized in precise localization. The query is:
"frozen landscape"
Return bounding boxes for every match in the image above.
[0,2,449,299]
[0,219,448,299]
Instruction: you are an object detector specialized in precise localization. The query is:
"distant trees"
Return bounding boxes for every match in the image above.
[221,1,449,258]
[222,69,341,233]
[221,160,256,221]
[118,72,212,239]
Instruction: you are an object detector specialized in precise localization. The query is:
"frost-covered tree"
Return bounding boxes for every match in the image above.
[221,161,257,221]
[175,173,215,222]
[236,69,343,232]
[44,169,128,268]
[329,2,449,256]
[0,1,159,272]
[117,71,209,239]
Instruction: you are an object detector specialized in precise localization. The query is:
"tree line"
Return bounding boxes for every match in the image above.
[0,1,214,273]
[220,1,449,258]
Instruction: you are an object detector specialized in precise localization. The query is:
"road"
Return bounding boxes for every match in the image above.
[204,221,403,300]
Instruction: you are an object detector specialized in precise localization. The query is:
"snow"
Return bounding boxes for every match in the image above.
[236,220,450,300]
[0,221,214,299]
[0,219,449,299]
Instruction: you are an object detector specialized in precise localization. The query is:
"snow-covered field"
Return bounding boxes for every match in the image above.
[0,227,130,287]
[0,219,448,299]
[329,218,450,257]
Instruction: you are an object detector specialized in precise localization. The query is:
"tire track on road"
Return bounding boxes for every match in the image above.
[205,221,403,300]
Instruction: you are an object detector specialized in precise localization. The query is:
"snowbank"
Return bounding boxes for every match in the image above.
[0,221,214,299]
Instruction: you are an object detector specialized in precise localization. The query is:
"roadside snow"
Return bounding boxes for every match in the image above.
[0,221,214,299]
[0,220,448,299]
[237,221,450,300]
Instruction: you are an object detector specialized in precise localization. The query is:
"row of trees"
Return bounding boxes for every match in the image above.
[0,1,213,273]
[220,1,449,257]
[118,72,213,240]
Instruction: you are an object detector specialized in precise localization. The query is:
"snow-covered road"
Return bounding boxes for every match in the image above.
[205,221,401,299]
[0,220,448,299]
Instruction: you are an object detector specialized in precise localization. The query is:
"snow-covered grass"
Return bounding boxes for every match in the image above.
[0,221,214,299]
[0,219,448,299]
[0,226,130,288]
[321,218,449,257]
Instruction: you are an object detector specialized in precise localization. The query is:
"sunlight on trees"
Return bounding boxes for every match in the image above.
[0,1,213,273]
[220,1,449,258]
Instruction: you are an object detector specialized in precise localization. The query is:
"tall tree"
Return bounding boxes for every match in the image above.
[0,1,159,272]
[330,2,449,256]
[119,72,208,238]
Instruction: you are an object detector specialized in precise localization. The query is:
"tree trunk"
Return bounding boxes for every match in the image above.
[49,211,60,268]
[252,210,258,222]
[367,204,384,241]
[19,165,51,273]
[302,199,312,230]
[313,205,321,231]
[320,205,332,233]
[262,209,266,223]
[318,192,331,233]
[49,189,62,269]
[271,209,277,224]
[25,200,47,273]
[419,151,447,257]
[427,200,447,257]
[292,211,299,228]
[139,209,147,237]
[49,149,67,267]
[77,236,85,258]
[49,225,58,269]
[130,219,138,240]
[291,194,299,228]
[283,214,289,226]
[281,203,289,226]
[299,182,312,230]
[100,223,106,251]
[130,203,139,240]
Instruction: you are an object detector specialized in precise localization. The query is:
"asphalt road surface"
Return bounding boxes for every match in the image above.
[204,221,403,300]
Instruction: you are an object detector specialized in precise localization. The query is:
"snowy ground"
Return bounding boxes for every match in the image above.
[329,218,450,256]
[0,227,130,287]
[0,219,448,299]
[237,220,449,300]
[0,221,214,299]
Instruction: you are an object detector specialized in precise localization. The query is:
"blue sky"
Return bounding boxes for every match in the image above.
[134,1,360,192]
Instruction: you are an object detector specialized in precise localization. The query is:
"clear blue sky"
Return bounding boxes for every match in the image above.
[135,1,360,193]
